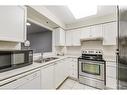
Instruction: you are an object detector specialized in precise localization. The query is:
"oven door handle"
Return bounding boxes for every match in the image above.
[80,61,104,65]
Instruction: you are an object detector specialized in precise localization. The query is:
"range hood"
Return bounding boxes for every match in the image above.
[80,37,103,41]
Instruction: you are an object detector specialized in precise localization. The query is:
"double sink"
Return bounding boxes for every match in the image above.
[34,57,59,63]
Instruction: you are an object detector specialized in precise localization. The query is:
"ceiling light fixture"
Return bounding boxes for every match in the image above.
[68,5,97,19]
[26,22,31,26]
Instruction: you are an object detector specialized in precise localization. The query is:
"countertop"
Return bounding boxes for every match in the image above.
[0,55,78,81]
[0,53,116,83]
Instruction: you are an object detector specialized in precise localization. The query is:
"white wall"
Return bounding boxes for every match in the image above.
[0,41,21,50]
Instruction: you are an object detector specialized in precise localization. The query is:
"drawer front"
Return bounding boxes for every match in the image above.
[0,70,40,89]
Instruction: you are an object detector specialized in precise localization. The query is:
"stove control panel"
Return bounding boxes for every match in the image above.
[82,49,103,55]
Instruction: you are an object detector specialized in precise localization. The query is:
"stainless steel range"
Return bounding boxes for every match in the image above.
[78,49,106,89]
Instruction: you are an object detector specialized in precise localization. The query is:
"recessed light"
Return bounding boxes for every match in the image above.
[26,22,31,26]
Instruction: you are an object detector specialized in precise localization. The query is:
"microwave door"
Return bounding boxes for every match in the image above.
[12,53,25,65]
[0,53,11,69]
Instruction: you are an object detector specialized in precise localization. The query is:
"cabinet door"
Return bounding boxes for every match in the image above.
[103,22,117,45]
[106,61,117,89]
[106,77,117,89]
[91,24,102,38]
[54,60,68,88]
[54,62,63,88]
[0,6,26,42]
[17,76,41,89]
[54,28,65,46]
[72,30,81,46]
[60,28,65,45]
[0,70,41,89]
[68,58,78,79]
[80,27,91,39]
[41,64,54,89]
[66,31,73,46]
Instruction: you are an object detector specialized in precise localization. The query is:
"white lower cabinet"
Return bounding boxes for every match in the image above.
[0,70,41,89]
[106,61,117,89]
[54,60,66,88]
[106,77,117,89]
[41,64,54,89]
[68,58,78,79]
[0,57,78,89]
[17,76,41,89]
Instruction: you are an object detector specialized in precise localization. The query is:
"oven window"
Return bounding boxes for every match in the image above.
[81,63,100,75]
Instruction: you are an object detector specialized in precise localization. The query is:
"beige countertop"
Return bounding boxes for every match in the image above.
[103,55,116,62]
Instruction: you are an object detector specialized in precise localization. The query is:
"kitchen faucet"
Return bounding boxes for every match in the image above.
[34,48,44,63]
[40,49,44,63]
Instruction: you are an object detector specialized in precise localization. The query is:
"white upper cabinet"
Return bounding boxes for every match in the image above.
[66,29,81,46]
[54,28,65,46]
[80,25,103,40]
[91,24,103,38]
[102,22,117,45]
[72,29,81,46]
[80,27,91,39]
[66,30,73,46]
[0,6,26,42]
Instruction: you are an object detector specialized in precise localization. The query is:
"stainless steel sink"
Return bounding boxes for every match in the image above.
[34,57,59,63]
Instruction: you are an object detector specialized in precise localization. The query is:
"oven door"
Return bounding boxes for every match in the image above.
[79,59,105,80]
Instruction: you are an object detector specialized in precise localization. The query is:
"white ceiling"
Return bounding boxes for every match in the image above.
[45,6,75,24]
[45,6,117,25]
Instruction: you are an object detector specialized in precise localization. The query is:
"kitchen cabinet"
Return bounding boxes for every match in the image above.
[0,70,41,89]
[0,6,26,42]
[0,57,78,89]
[72,30,81,46]
[80,25,103,40]
[54,28,65,46]
[106,77,117,89]
[41,64,54,89]
[67,57,78,79]
[40,58,70,89]
[103,22,117,45]
[80,27,91,39]
[106,61,117,89]
[17,76,41,89]
[66,29,81,46]
[54,60,67,88]
[91,24,103,38]
[66,30,73,46]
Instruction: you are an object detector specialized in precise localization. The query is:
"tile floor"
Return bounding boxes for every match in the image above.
[59,78,98,90]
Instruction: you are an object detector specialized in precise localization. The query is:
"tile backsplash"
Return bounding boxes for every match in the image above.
[81,41,103,50]
[64,40,116,61]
